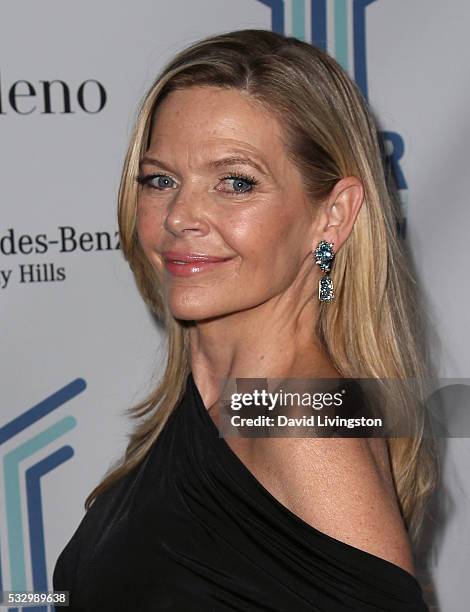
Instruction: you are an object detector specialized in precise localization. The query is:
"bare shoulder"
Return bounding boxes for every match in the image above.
[251,435,416,576]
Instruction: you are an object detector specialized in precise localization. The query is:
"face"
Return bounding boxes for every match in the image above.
[136,86,316,321]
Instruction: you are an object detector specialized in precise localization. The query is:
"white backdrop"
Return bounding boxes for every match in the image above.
[1,1,469,610]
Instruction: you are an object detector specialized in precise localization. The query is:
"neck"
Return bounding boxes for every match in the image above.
[187,293,340,409]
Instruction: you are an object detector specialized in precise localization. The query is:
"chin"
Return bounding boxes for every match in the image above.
[167,298,222,322]
[168,295,243,323]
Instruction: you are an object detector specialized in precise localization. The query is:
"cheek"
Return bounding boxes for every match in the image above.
[228,206,304,271]
[136,201,164,253]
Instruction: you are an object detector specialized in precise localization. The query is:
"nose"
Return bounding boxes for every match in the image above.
[163,191,209,236]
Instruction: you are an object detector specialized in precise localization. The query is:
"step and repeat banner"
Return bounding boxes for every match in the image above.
[1,1,469,610]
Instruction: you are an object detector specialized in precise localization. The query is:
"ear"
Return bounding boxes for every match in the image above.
[312,177,364,251]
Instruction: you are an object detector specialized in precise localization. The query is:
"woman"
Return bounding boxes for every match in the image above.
[53,29,437,610]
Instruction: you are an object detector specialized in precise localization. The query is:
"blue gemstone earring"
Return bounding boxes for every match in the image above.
[314,240,335,302]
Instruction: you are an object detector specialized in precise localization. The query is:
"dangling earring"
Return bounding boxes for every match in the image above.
[314,240,335,302]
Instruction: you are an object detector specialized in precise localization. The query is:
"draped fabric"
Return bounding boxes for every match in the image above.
[53,372,429,611]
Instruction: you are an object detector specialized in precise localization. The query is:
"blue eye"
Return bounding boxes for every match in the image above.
[220,172,259,194]
[135,174,175,190]
[224,177,253,193]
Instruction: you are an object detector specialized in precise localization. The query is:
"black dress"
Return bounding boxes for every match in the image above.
[52,372,429,611]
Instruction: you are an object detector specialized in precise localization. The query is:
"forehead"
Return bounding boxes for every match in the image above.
[147,86,287,169]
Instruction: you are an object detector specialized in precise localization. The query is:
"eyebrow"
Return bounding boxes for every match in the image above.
[139,154,269,176]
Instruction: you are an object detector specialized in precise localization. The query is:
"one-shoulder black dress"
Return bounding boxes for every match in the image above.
[52,372,429,611]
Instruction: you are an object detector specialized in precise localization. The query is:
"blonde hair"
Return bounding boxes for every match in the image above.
[85,29,438,548]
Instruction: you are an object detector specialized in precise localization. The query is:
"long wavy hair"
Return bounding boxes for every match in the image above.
[85,29,438,549]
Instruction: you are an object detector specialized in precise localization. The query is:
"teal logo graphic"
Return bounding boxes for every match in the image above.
[257,0,408,236]
[0,379,85,611]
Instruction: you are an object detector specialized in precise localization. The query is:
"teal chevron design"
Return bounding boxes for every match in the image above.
[4,417,76,592]
[0,378,85,611]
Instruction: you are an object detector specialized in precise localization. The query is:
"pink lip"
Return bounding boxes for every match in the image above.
[162,251,232,263]
[162,251,234,276]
